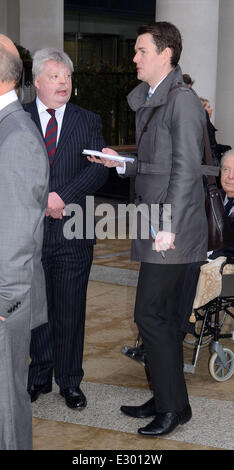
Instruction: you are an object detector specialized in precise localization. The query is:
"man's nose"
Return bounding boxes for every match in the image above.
[59,74,68,83]
[133,52,138,63]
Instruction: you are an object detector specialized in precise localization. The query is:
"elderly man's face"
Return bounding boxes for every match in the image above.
[34,60,72,109]
[221,155,234,197]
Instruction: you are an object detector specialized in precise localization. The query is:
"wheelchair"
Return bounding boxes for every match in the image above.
[184,256,234,381]
[122,257,234,382]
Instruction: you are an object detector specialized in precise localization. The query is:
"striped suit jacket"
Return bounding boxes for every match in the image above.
[24,101,109,243]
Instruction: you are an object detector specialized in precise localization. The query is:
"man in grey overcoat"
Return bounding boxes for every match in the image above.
[0,35,49,449]
[88,22,208,437]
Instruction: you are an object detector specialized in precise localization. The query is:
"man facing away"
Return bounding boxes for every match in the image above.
[88,22,208,437]
[25,48,108,410]
[0,35,49,449]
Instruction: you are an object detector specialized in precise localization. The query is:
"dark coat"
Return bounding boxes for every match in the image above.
[210,206,234,259]
[124,65,208,264]
[205,111,231,166]
[24,101,109,244]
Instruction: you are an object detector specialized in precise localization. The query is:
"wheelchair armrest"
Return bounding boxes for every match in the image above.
[220,256,234,274]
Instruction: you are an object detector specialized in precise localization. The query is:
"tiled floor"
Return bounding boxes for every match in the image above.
[32,218,234,451]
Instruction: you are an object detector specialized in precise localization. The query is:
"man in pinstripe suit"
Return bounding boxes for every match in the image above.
[25,48,108,409]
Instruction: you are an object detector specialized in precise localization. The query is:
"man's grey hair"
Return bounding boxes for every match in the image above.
[0,44,22,85]
[32,47,74,78]
[220,149,234,167]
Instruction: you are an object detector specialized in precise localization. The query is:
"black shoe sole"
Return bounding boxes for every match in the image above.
[64,400,87,410]
[138,409,192,437]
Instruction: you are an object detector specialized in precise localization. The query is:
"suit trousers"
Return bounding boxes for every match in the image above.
[28,225,93,390]
[0,297,32,450]
[134,262,191,413]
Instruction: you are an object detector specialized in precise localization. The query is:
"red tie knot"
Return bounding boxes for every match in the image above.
[47,108,56,117]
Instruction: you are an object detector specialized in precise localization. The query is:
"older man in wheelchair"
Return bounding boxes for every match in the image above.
[122,150,234,382]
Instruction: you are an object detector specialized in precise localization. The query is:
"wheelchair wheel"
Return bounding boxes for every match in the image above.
[209,348,234,381]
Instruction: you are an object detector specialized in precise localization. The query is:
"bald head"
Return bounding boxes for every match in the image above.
[0,34,19,57]
[0,35,22,93]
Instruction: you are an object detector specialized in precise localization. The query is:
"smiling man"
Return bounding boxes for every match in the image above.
[221,151,234,198]
[209,150,234,260]
[220,151,234,256]
[24,48,108,410]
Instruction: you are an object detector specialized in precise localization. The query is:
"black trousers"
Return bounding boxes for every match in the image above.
[28,233,93,390]
[134,262,192,413]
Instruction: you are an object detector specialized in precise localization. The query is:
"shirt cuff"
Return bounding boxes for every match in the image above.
[116,163,126,174]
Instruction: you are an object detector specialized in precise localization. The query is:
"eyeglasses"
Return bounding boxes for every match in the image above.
[222,167,234,177]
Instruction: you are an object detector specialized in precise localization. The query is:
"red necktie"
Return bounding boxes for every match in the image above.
[45,108,57,165]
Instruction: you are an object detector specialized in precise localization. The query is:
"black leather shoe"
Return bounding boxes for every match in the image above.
[138,404,192,436]
[120,397,156,418]
[28,383,52,403]
[60,386,87,409]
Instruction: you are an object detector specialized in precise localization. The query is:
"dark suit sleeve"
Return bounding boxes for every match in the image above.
[209,214,234,259]
[56,113,108,205]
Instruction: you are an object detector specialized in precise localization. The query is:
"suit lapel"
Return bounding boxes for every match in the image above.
[53,102,81,166]
[24,101,81,167]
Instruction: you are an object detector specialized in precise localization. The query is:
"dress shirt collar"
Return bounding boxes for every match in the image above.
[0,89,18,111]
[36,97,66,117]
[148,74,168,96]
[36,97,66,116]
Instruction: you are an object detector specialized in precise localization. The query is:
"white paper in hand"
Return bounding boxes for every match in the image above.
[82,149,134,163]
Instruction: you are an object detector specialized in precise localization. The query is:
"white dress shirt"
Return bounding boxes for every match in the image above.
[147,75,168,96]
[36,97,66,144]
[0,89,18,111]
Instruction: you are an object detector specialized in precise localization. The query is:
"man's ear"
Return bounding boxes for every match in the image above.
[34,76,39,90]
[162,47,173,64]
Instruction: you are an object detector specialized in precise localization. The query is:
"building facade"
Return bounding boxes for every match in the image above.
[0,0,233,149]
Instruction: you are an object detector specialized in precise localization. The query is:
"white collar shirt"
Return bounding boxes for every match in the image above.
[148,74,168,96]
[0,89,18,111]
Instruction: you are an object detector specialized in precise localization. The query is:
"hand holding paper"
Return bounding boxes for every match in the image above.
[84,148,134,167]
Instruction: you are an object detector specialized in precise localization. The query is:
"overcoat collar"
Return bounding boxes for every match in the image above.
[127,64,184,112]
